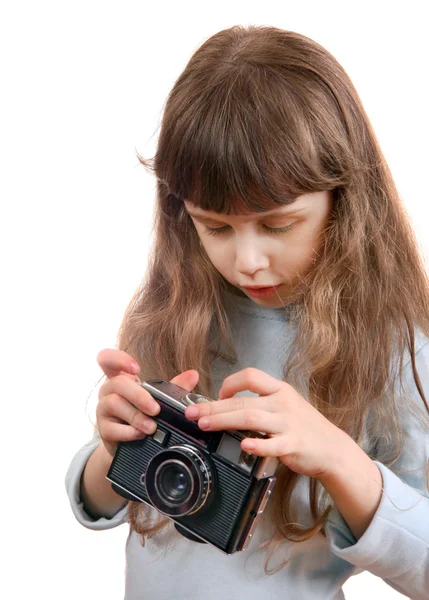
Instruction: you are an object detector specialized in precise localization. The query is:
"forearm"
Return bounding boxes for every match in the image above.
[318,435,383,541]
[80,443,128,519]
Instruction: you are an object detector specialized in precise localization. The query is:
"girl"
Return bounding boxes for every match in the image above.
[65,25,429,600]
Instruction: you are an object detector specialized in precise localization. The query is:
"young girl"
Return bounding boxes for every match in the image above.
[65,25,429,600]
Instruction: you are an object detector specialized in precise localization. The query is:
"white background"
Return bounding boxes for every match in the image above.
[2,1,428,598]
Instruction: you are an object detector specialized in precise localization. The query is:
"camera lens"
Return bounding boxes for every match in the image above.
[157,461,193,504]
[145,445,214,517]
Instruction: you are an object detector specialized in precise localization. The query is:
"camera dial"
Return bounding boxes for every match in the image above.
[182,393,211,406]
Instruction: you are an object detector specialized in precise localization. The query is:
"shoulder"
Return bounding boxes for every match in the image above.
[396,326,429,372]
[413,327,429,356]
[396,327,429,419]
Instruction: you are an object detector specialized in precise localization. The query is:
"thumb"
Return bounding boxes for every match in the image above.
[170,369,200,393]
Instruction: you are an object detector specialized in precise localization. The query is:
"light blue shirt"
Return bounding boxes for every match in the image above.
[65,291,429,599]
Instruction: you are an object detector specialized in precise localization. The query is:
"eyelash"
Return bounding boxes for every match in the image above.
[203,224,295,236]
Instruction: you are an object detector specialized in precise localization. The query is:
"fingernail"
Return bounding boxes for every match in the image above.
[143,419,156,434]
[131,362,140,373]
[199,418,210,429]
[186,406,199,418]
[243,440,256,451]
[148,402,160,416]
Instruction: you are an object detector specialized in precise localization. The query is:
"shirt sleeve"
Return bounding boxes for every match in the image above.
[64,435,129,530]
[325,340,429,600]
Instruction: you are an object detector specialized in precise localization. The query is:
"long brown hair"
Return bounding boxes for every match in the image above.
[96,25,429,571]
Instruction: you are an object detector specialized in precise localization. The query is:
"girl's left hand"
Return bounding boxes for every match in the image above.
[184,368,351,481]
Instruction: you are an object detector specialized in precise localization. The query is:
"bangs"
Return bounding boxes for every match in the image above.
[155,65,340,216]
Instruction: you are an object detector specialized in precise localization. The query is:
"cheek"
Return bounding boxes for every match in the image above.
[279,227,322,268]
[205,244,230,270]
[298,223,328,266]
[199,237,227,265]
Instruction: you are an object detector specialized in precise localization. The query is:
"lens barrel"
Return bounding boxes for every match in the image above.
[145,445,213,517]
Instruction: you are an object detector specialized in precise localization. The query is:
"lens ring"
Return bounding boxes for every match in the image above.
[145,446,213,517]
[154,459,194,506]
[171,445,213,515]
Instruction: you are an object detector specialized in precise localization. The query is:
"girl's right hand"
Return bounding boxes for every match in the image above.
[96,348,199,458]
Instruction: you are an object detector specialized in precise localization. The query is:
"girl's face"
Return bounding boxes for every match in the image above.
[184,190,333,308]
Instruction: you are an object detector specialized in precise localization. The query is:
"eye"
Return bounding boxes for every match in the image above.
[203,224,295,236]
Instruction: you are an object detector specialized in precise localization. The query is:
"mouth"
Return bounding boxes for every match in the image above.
[241,284,282,298]
[242,285,280,290]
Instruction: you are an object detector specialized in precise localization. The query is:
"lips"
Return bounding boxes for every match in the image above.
[243,285,279,290]
[242,284,281,298]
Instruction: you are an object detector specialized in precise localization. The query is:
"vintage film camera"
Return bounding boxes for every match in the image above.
[106,379,278,554]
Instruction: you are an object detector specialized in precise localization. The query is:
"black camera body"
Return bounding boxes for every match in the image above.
[106,379,277,554]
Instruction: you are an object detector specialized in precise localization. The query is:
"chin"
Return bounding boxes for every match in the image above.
[251,296,286,306]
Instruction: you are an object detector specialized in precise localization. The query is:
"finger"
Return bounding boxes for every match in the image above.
[241,434,288,457]
[117,370,141,383]
[100,394,157,435]
[97,348,141,378]
[185,395,278,420]
[170,369,200,393]
[102,421,148,443]
[219,368,284,399]
[197,409,282,435]
[103,375,161,417]
[104,372,200,416]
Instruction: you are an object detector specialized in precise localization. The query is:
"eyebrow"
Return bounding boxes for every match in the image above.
[186,206,306,220]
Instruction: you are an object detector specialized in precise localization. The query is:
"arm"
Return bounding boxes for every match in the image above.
[80,442,127,519]
[318,438,383,540]
[322,339,429,600]
[65,436,129,529]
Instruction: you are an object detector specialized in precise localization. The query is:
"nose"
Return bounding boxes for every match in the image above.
[235,238,270,275]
